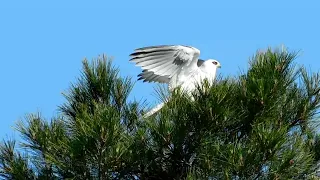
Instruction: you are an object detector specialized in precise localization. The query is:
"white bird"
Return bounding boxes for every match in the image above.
[130,45,221,117]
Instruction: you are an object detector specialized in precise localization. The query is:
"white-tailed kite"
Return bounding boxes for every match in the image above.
[130,45,221,117]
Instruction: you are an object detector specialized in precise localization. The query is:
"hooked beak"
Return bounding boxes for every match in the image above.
[217,64,221,68]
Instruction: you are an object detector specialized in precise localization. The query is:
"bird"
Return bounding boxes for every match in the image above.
[129,45,221,117]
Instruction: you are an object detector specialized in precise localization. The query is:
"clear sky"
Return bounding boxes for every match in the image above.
[1,1,320,140]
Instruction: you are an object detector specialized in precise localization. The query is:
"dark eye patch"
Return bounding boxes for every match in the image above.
[212,61,218,65]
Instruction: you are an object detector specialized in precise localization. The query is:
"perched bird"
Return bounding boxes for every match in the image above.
[130,45,221,117]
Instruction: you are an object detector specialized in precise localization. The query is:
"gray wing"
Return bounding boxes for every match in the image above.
[197,59,205,67]
[130,45,200,83]
[137,70,170,83]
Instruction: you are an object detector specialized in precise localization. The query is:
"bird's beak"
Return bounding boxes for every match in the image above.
[218,64,221,68]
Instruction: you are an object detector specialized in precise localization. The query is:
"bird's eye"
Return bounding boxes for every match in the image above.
[212,61,218,65]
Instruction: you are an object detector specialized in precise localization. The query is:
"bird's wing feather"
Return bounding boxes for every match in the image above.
[138,70,170,83]
[130,45,200,83]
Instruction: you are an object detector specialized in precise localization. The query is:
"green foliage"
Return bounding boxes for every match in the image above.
[0,140,36,179]
[1,48,320,179]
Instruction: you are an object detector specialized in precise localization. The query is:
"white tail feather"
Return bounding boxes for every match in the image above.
[143,102,165,118]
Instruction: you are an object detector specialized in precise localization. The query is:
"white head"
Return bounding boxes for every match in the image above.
[201,59,221,72]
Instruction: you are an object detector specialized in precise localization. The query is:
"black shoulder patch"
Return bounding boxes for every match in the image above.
[197,59,205,67]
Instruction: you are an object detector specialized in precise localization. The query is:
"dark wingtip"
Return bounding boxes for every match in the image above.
[129,52,137,57]
[130,51,149,57]
[129,57,136,61]
[136,45,172,50]
[130,45,174,57]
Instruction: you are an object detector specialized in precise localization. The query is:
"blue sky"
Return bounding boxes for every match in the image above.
[0,1,320,140]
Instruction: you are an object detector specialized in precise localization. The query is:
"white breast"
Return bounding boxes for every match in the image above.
[169,66,207,93]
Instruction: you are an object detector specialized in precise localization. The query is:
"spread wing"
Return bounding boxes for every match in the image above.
[130,45,201,83]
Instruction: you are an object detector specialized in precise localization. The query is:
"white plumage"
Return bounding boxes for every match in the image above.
[130,45,221,117]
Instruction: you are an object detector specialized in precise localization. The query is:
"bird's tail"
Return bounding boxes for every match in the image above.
[143,102,165,118]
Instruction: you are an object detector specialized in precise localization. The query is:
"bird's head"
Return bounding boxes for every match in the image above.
[204,59,221,69]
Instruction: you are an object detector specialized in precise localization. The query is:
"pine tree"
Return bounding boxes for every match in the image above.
[1,47,320,179]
